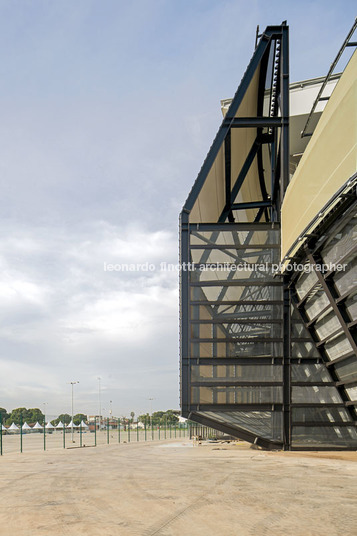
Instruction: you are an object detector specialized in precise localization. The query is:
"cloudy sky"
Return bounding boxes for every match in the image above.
[0,0,356,419]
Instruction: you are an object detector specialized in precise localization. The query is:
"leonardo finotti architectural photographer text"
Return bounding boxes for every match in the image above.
[103,262,347,273]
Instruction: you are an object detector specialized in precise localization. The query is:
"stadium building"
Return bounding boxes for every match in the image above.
[180,21,357,450]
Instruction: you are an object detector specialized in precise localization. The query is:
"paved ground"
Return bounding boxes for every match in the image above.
[0,439,356,536]
[0,429,183,453]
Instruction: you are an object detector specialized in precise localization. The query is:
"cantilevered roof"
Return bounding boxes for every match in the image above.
[182,23,289,226]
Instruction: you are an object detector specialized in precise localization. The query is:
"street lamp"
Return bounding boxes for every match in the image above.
[69,381,79,442]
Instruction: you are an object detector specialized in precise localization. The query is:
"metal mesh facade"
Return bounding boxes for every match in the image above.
[289,208,357,448]
[180,23,357,450]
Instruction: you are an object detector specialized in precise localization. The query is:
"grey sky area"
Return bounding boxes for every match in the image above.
[0,0,356,418]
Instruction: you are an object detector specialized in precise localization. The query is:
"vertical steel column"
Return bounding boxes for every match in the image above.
[280,23,290,201]
[118,418,120,443]
[180,210,190,416]
[279,23,291,450]
[0,413,2,456]
[282,278,291,450]
[94,417,97,447]
[224,130,233,222]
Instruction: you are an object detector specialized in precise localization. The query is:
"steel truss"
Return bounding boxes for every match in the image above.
[180,22,357,450]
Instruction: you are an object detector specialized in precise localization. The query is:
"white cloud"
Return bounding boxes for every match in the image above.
[0,220,179,414]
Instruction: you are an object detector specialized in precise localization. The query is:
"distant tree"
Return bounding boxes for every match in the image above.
[151,411,164,425]
[0,407,9,423]
[164,410,179,425]
[53,414,71,426]
[138,410,179,426]
[130,411,135,423]
[27,408,44,423]
[73,413,87,426]
[138,413,150,424]
[5,407,44,426]
[6,408,24,426]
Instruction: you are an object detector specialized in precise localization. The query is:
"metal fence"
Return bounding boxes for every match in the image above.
[0,416,218,455]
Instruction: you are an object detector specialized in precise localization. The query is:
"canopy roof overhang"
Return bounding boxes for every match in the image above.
[181,23,289,227]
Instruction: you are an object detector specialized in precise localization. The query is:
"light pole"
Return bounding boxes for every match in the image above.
[97,377,102,429]
[69,381,79,442]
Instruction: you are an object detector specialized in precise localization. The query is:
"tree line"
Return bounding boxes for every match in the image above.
[137,410,179,425]
[0,407,87,427]
[0,407,180,426]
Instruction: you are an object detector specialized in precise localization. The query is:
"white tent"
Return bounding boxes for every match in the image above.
[2,425,7,431]
[9,422,19,430]
[45,422,54,429]
[66,420,78,428]
[22,422,31,430]
[80,420,88,429]
[33,422,43,430]
[56,421,64,429]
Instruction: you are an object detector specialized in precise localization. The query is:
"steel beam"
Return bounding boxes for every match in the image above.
[224,117,283,127]
[189,403,283,411]
[189,222,280,231]
[191,381,282,387]
[231,201,271,210]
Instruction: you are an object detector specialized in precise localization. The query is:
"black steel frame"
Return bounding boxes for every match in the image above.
[180,23,289,450]
[180,22,357,450]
